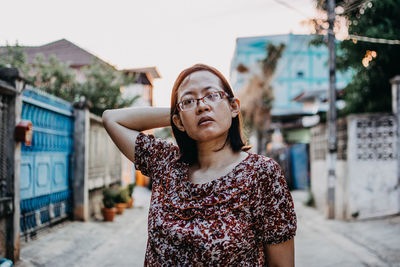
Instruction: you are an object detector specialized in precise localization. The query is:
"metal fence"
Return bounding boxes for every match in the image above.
[0,93,13,218]
[19,87,74,238]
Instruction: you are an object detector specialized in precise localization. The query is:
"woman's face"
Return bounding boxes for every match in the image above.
[172,71,240,143]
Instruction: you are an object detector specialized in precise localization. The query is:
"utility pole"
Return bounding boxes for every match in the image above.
[326,0,337,219]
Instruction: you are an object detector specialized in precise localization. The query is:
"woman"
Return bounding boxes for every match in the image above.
[102,64,296,266]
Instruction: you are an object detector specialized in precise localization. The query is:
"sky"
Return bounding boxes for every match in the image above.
[1,0,318,107]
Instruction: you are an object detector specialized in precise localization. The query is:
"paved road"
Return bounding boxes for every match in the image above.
[16,188,400,267]
[17,187,151,267]
[294,191,400,267]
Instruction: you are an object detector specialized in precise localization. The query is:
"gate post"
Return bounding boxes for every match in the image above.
[72,100,90,221]
[0,67,25,262]
[391,75,400,213]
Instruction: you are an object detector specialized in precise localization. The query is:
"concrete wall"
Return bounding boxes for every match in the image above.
[88,188,103,220]
[310,114,400,220]
[346,114,399,219]
[88,114,121,219]
[311,160,348,219]
[88,114,121,190]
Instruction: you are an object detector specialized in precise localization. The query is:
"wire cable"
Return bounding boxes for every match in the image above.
[347,34,400,45]
[270,0,311,19]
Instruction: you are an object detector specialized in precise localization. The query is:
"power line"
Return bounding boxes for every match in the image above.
[270,0,400,45]
[271,0,311,19]
[322,28,400,45]
[347,34,400,45]
[341,0,371,15]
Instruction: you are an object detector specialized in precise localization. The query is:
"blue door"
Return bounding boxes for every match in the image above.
[290,143,310,190]
[20,87,74,236]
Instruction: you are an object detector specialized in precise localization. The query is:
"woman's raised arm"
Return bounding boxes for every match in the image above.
[102,107,170,163]
[265,238,295,267]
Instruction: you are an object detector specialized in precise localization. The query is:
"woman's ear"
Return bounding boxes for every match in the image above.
[230,98,240,118]
[172,114,185,132]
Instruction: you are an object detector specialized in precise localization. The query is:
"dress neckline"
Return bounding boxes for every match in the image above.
[183,152,252,188]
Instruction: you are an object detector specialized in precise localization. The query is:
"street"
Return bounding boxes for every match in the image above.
[16,187,400,267]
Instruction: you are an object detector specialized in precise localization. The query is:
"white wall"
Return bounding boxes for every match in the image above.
[121,83,151,107]
[310,114,400,220]
[311,160,347,219]
[346,114,399,219]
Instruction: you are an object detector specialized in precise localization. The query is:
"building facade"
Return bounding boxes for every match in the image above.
[230,33,352,117]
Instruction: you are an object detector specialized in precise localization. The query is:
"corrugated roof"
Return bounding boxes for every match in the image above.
[1,39,110,68]
[1,39,162,85]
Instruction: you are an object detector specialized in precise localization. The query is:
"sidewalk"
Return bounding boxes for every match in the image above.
[15,188,400,267]
[293,191,400,267]
[16,186,151,267]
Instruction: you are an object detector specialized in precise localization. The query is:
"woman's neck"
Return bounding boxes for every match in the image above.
[195,136,238,170]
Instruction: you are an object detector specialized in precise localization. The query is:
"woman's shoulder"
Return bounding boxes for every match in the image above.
[244,152,281,175]
[242,153,285,190]
[134,132,181,177]
[136,132,180,157]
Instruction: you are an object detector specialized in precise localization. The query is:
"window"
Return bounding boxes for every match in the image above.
[297,71,304,78]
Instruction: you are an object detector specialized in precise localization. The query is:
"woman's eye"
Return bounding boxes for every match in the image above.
[206,93,219,101]
[182,99,194,105]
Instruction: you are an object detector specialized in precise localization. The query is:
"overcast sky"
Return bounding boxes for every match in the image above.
[1,0,318,106]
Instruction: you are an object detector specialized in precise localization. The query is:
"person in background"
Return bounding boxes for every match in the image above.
[102,63,296,266]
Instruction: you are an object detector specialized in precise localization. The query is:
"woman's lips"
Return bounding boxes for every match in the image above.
[198,116,214,126]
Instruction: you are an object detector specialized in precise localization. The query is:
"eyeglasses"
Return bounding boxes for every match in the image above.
[177,91,228,111]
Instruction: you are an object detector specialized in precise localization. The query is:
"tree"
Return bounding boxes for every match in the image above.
[0,42,30,75]
[32,54,78,101]
[311,0,400,114]
[78,60,138,116]
[0,44,139,116]
[237,43,286,154]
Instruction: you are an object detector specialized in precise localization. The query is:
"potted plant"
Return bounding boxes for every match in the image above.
[102,188,117,222]
[126,183,136,208]
[114,187,130,215]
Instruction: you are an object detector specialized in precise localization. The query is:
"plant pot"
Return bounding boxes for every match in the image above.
[115,202,127,214]
[127,197,134,208]
[102,207,116,222]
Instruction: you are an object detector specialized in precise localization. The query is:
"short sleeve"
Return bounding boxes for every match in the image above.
[252,158,297,245]
[134,132,180,178]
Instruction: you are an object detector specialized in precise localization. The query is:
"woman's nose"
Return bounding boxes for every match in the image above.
[196,98,210,113]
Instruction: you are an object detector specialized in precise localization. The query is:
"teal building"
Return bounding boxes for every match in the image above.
[230,34,352,117]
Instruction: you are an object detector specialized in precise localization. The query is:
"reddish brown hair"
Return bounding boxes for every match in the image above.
[170,63,249,164]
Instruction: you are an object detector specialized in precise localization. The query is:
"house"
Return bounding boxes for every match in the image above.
[19,38,107,67]
[0,39,161,105]
[123,67,161,107]
[230,33,353,190]
[1,39,161,187]
[230,33,352,144]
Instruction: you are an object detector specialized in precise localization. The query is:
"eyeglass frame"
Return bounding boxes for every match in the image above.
[176,91,232,112]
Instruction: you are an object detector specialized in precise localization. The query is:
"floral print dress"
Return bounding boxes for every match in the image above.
[134,133,297,266]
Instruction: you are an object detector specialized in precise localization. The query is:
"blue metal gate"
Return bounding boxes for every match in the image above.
[20,87,74,237]
[290,143,310,190]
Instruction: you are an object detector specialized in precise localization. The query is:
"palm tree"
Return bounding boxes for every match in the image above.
[238,43,285,154]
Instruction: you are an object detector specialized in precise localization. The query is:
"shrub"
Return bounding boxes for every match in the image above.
[127,183,136,197]
[114,187,130,203]
[103,188,117,209]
